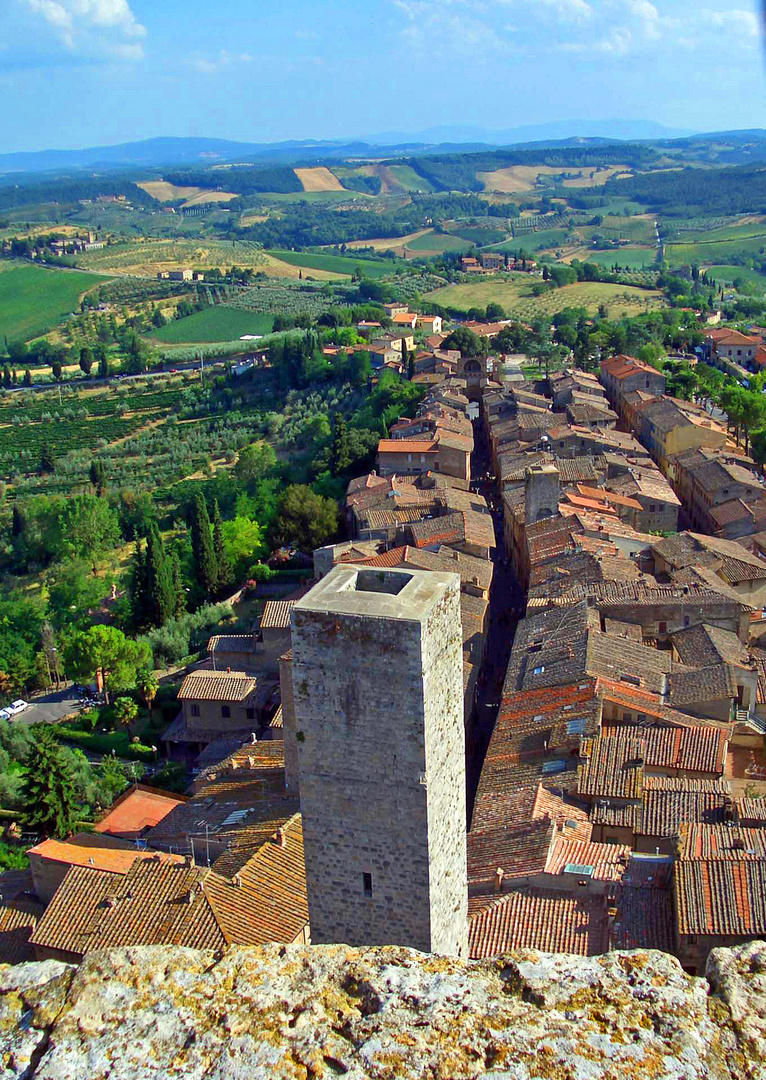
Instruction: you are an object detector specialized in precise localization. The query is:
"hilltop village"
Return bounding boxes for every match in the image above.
[4,312,766,974]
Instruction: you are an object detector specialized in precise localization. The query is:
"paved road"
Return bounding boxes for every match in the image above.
[14,686,84,726]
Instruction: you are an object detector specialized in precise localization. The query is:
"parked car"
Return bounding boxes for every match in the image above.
[0,700,28,720]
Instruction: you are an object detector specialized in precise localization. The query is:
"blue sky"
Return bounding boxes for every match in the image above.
[1,0,764,152]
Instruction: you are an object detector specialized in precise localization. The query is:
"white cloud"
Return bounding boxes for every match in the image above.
[536,0,593,21]
[699,7,760,35]
[22,0,146,59]
[392,0,523,54]
[189,50,256,75]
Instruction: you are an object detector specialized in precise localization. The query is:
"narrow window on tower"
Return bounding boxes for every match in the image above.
[362,872,373,897]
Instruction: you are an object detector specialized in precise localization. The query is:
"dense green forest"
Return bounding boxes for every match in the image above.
[603,165,766,217]
[165,166,303,195]
[0,178,157,212]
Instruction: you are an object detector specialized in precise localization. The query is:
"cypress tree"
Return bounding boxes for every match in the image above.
[19,725,78,838]
[329,413,351,477]
[211,499,231,591]
[23,370,32,387]
[40,443,55,474]
[191,495,217,597]
[89,459,107,496]
[129,538,149,628]
[146,524,176,626]
[170,551,187,616]
[11,505,25,538]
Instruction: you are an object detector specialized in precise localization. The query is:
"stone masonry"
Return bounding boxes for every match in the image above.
[291,565,468,956]
[3,941,766,1079]
[525,464,560,524]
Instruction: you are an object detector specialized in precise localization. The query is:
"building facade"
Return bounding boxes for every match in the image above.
[291,565,468,956]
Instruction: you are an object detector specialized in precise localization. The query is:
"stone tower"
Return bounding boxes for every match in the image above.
[291,564,468,956]
[525,463,560,524]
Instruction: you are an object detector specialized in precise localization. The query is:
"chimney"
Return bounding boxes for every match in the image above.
[234,874,243,888]
[276,827,286,848]
[494,867,505,893]
[251,732,257,743]
[227,666,232,673]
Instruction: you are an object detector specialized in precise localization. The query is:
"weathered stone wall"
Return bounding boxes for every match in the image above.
[525,465,560,525]
[291,566,467,956]
[278,654,299,794]
[4,941,766,1079]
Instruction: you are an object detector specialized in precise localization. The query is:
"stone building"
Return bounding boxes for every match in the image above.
[290,565,468,956]
[525,464,560,525]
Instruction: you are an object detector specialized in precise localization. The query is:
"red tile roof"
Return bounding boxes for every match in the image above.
[377,440,438,453]
[94,785,187,838]
[469,889,608,958]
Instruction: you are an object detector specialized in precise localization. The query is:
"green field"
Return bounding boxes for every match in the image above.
[150,307,275,344]
[582,247,658,269]
[595,216,656,242]
[386,165,437,192]
[268,250,393,278]
[426,278,665,320]
[665,219,766,244]
[451,226,509,245]
[707,265,766,287]
[588,197,650,215]
[407,232,473,253]
[665,235,766,267]
[0,266,108,343]
[492,228,571,253]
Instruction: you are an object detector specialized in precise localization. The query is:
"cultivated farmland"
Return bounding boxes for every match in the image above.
[478,164,633,193]
[426,278,665,320]
[346,229,435,253]
[267,250,393,279]
[0,266,108,343]
[150,307,275,344]
[294,167,346,192]
[137,181,205,202]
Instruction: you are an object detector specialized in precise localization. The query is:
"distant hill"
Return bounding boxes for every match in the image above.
[4,126,766,180]
[366,120,697,145]
[0,123,695,177]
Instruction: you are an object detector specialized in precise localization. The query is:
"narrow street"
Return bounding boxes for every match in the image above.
[466,411,524,824]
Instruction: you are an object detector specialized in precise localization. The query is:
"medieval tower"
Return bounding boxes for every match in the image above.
[525,463,560,524]
[291,564,468,956]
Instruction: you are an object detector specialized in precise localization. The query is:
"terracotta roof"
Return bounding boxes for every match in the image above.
[94,785,187,838]
[27,833,186,875]
[604,721,729,775]
[0,900,43,965]
[736,798,766,825]
[675,858,766,937]
[178,670,257,702]
[469,889,608,959]
[31,816,308,957]
[665,665,738,709]
[612,879,675,953]
[409,510,495,550]
[670,623,750,668]
[207,634,257,654]
[640,776,731,838]
[577,485,643,511]
[377,440,438,454]
[467,817,554,885]
[259,600,295,631]
[578,735,644,800]
[546,837,631,881]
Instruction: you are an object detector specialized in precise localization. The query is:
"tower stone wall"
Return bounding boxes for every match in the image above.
[525,464,560,524]
[291,565,468,956]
